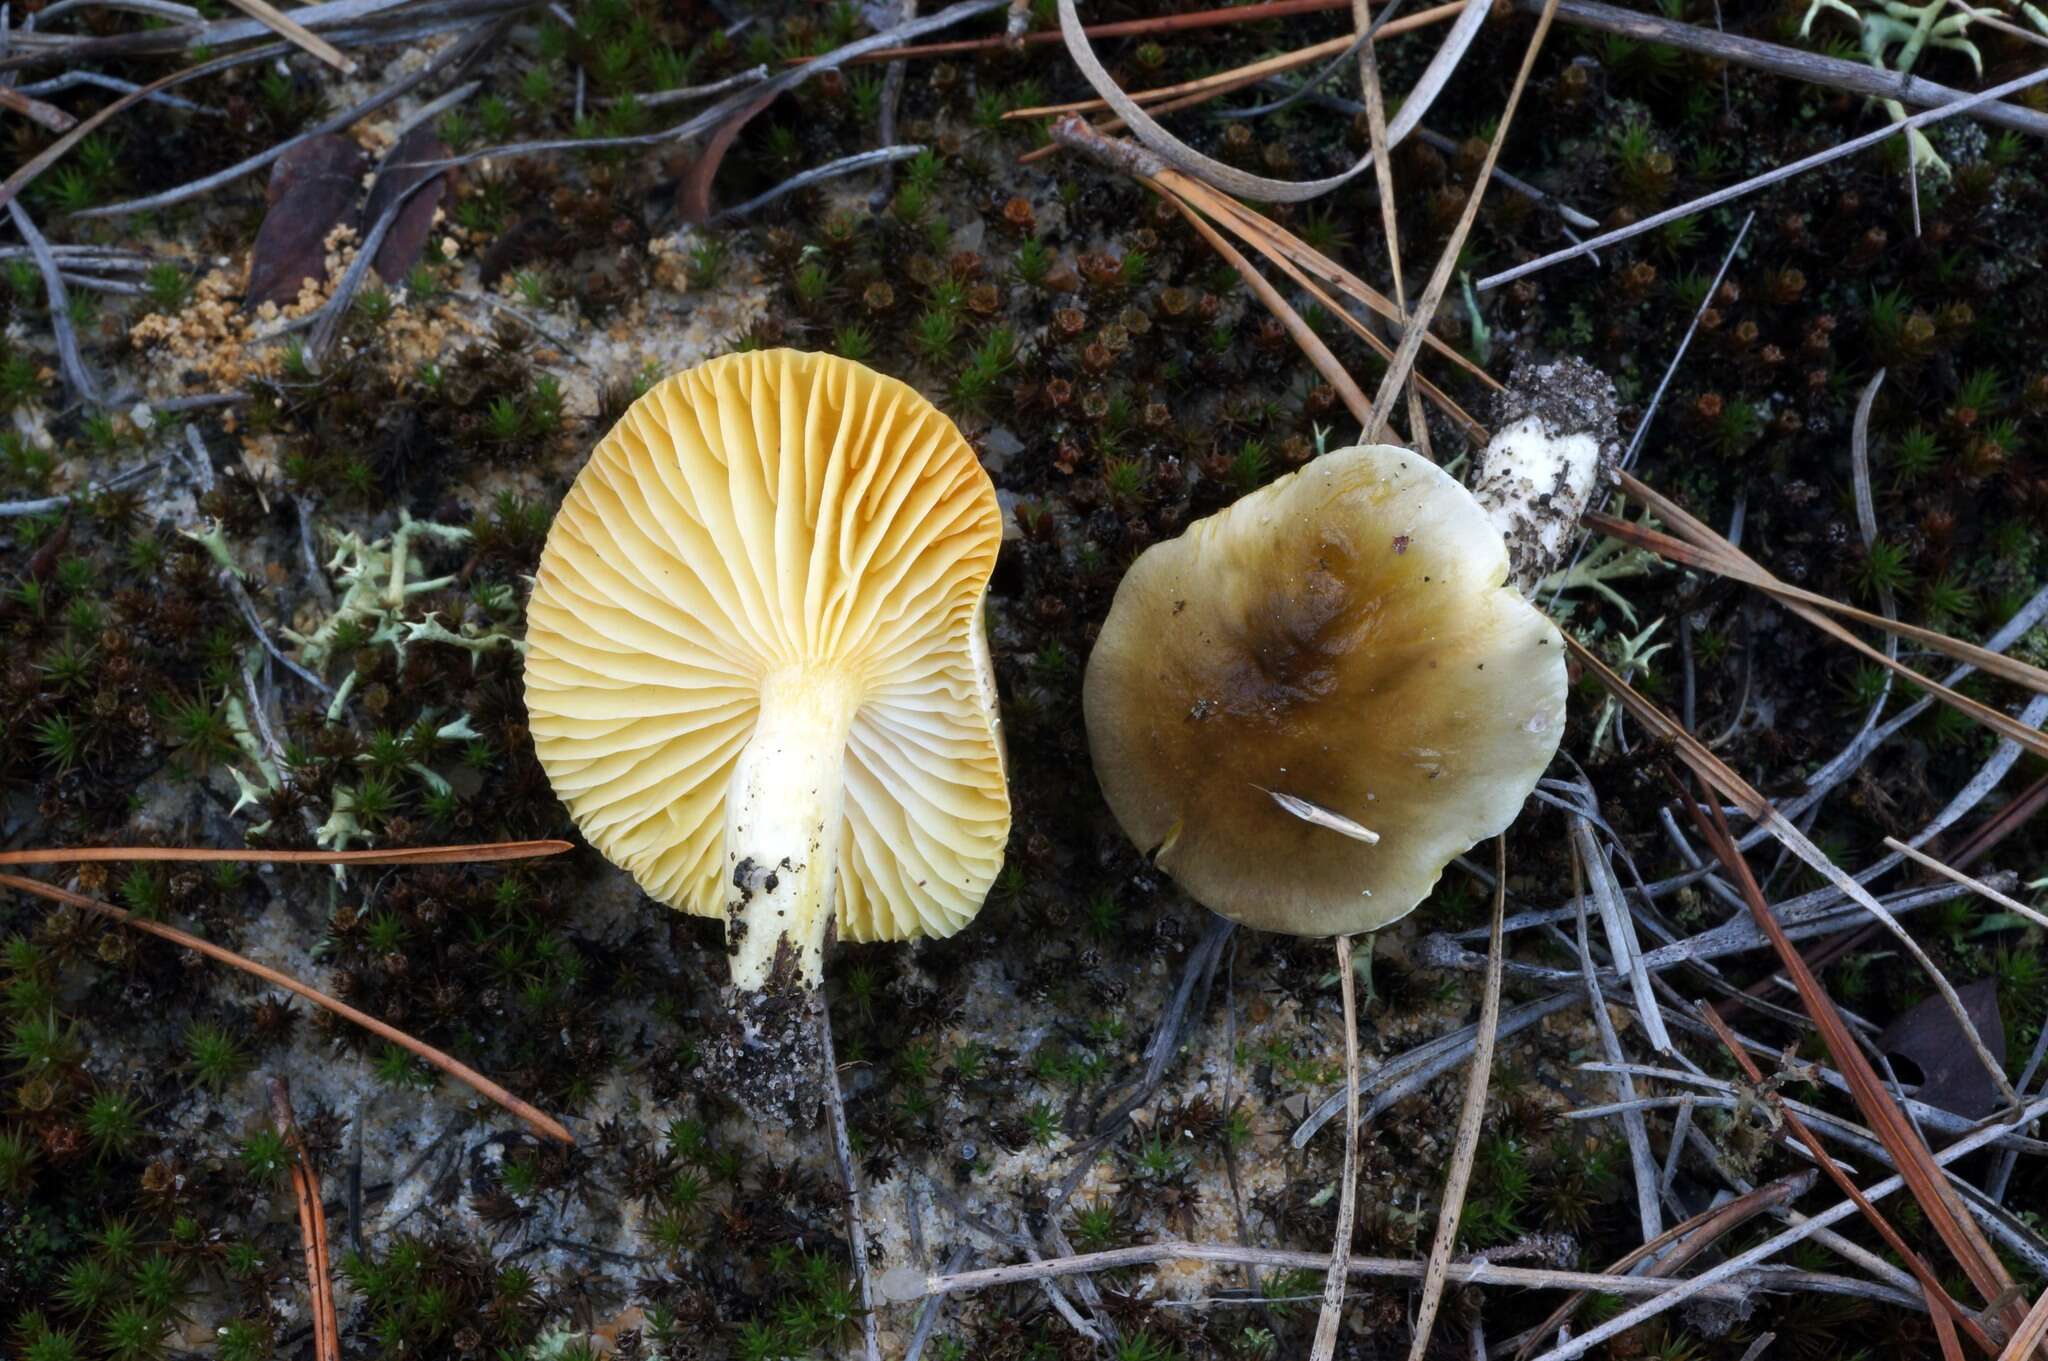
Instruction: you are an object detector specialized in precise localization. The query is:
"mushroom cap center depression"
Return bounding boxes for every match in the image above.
[1084,446,1566,937]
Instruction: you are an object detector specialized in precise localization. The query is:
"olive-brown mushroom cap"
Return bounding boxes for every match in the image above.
[1083,444,1566,936]
[524,349,1010,946]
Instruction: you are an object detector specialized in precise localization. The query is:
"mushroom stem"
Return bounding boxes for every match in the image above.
[1467,356,1621,594]
[723,671,860,996]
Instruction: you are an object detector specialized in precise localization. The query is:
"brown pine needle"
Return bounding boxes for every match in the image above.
[1007,34,1359,119]
[1155,167,1499,398]
[1584,500,2048,762]
[1612,473,2048,695]
[1036,117,1382,427]
[0,873,575,1144]
[1562,633,2024,1343]
[1692,986,1981,1359]
[0,839,575,867]
[1512,1172,1816,1359]
[1008,0,1465,146]
[1164,192,1376,428]
[1405,838,1507,1361]
[271,1077,341,1361]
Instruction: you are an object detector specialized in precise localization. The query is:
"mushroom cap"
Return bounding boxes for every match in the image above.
[1083,444,1566,937]
[524,349,1010,943]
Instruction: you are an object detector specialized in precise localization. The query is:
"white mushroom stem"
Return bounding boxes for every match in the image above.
[1466,357,1621,596]
[723,671,860,995]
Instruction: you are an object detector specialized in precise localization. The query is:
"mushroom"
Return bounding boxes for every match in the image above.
[1468,356,1622,594]
[523,349,1009,1087]
[1083,443,1566,938]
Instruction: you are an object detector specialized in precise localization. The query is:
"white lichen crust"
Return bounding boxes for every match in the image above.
[1468,356,1622,595]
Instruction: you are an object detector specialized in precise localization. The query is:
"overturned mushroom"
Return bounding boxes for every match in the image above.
[524,349,1009,1102]
[1083,444,1566,937]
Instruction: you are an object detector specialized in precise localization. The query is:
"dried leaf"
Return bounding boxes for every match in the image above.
[677,87,779,224]
[1880,979,2007,1121]
[367,127,450,284]
[246,133,365,308]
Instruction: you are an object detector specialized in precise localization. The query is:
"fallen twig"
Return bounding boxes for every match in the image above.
[0,458,161,517]
[904,1246,974,1361]
[597,64,769,108]
[709,145,926,224]
[7,200,101,404]
[0,840,571,866]
[883,1238,1924,1309]
[1477,60,2048,292]
[1512,1171,1815,1358]
[1570,837,1663,1248]
[1518,1084,2048,1361]
[1521,0,2048,138]
[76,23,496,220]
[221,568,337,696]
[1695,1000,1978,1359]
[813,996,881,1361]
[1295,992,1580,1144]
[1406,841,1507,1361]
[0,83,75,131]
[1309,932,1365,1361]
[222,0,356,71]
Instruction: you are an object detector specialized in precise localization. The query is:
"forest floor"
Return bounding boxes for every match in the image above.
[1,0,2046,1358]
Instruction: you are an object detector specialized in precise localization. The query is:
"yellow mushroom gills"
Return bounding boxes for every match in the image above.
[1083,444,1567,937]
[523,350,1010,1007]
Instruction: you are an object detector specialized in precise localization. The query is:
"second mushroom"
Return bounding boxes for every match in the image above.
[1084,442,1569,937]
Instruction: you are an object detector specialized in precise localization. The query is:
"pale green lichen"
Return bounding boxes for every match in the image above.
[1800,0,2047,178]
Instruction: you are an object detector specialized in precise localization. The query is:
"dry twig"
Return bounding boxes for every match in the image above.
[1309,931,1365,1361]
[1477,60,2048,292]
[1405,840,1507,1360]
[1521,0,2048,137]
[222,0,356,71]
[813,996,881,1361]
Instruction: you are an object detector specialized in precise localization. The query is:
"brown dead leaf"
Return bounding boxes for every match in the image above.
[1880,979,2007,1121]
[677,87,779,224]
[246,134,365,308]
[366,127,450,285]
